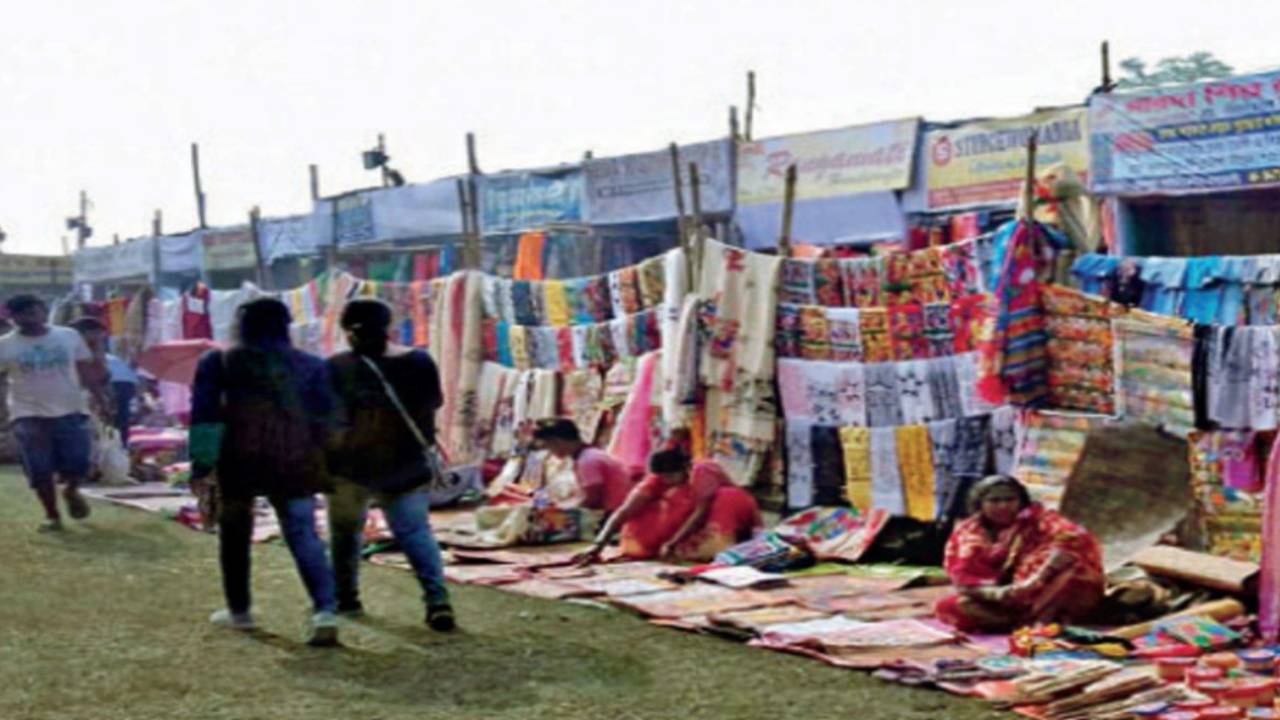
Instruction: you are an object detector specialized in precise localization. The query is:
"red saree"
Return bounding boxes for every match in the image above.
[936,503,1104,632]
[620,461,762,562]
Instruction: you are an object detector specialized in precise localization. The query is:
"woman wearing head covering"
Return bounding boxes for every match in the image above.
[577,450,762,564]
[190,298,339,646]
[935,475,1104,632]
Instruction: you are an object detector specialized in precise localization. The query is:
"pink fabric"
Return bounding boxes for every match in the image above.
[575,447,638,514]
[1221,431,1261,492]
[607,352,660,471]
[1260,432,1280,642]
[158,381,192,424]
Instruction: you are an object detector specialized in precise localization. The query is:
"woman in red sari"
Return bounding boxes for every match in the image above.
[936,475,1104,632]
[577,450,762,563]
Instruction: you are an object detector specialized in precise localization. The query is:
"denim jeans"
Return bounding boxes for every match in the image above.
[328,479,449,608]
[219,494,337,615]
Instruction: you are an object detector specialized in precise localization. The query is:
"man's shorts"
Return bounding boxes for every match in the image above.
[12,414,92,489]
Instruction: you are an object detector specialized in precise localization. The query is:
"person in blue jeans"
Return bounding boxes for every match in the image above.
[190,298,339,646]
[326,299,454,632]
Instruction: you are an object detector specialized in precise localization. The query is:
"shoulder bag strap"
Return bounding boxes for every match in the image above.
[358,355,432,453]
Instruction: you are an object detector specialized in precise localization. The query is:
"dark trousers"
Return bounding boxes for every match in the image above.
[111,382,135,446]
[218,494,336,615]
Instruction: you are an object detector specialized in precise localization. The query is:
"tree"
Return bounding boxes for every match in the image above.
[1116,52,1234,89]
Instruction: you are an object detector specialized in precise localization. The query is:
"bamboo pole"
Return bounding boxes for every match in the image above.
[466,176,482,270]
[191,143,207,228]
[152,210,163,236]
[1101,40,1114,92]
[778,164,797,257]
[688,161,705,283]
[668,143,693,290]
[745,71,757,141]
[466,132,481,175]
[309,164,320,201]
[248,206,269,289]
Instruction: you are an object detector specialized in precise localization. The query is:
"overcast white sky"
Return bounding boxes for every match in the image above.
[3,0,1279,255]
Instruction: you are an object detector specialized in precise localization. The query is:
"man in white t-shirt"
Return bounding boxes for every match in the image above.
[0,295,107,531]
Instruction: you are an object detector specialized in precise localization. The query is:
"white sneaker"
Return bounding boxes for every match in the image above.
[209,609,256,631]
[306,611,339,647]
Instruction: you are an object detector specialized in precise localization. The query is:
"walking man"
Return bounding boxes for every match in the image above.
[0,295,107,531]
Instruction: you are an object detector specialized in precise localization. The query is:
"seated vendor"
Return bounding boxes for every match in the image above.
[936,475,1104,633]
[532,419,637,515]
[578,449,762,563]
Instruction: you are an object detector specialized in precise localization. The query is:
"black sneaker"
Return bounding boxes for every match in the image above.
[336,601,365,618]
[426,604,455,632]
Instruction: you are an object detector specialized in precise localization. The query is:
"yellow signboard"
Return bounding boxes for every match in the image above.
[738,119,919,206]
[925,107,1089,210]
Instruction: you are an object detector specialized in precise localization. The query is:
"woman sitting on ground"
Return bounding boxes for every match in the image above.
[935,474,1105,632]
[532,418,637,515]
[577,449,762,563]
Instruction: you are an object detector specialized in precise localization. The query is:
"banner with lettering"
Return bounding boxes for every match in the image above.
[202,228,256,271]
[925,107,1089,209]
[737,119,918,207]
[480,167,583,233]
[585,140,733,224]
[1090,71,1280,194]
[0,255,72,289]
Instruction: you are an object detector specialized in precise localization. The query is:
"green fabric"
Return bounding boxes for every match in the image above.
[188,423,226,467]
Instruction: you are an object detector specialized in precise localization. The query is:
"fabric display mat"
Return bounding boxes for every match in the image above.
[414,545,998,673]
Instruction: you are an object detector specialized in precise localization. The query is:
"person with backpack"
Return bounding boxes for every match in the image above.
[190,298,339,646]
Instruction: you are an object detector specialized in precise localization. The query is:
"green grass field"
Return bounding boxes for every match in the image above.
[0,469,1001,720]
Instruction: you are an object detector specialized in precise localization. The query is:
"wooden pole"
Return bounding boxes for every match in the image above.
[668,143,693,289]
[466,132,481,175]
[191,143,207,228]
[779,164,797,257]
[309,164,320,201]
[324,200,339,274]
[249,206,269,289]
[1101,40,1114,92]
[377,134,389,188]
[466,176,482,270]
[1022,130,1039,221]
[152,209,163,236]
[745,71,756,141]
[455,178,473,270]
[688,161,705,282]
[729,105,740,142]
[76,190,89,249]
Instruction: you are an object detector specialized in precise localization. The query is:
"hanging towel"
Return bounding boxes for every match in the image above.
[864,362,903,427]
[839,426,872,512]
[860,308,893,363]
[785,419,815,509]
[896,360,935,425]
[513,232,547,280]
[544,281,571,327]
[798,306,833,360]
[927,419,958,520]
[826,308,863,362]
[869,427,905,515]
[776,304,803,358]
[811,425,846,506]
[896,425,936,522]
[509,324,531,370]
